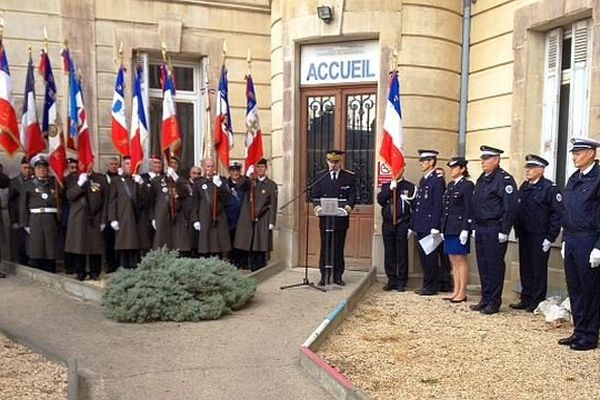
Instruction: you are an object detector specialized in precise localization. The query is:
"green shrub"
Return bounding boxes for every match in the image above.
[102,248,257,323]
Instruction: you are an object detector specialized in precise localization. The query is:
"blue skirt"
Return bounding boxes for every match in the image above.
[444,234,470,255]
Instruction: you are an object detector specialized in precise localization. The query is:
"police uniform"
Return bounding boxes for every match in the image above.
[149,172,186,250]
[19,155,60,273]
[310,150,356,286]
[470,146,517,314]
[512,155,563,311]
[440,158,474,254]
[560,137,600,351]
[8,156,31,265]
[412,149,446,295]
[377,178,416,291]
[225,162,248,268]
[103,169,119,272]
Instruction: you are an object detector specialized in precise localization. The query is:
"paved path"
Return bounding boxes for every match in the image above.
[0,267,367,400]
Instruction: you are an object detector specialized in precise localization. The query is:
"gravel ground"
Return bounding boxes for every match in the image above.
[0,334,67,399]
[319,286,600,400]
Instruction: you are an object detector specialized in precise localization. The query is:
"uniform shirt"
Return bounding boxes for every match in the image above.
[471,167,517,235]
[377,179,416,227]
[224,176,247,232]
[412,170,445,233]
[563,161,600,247]
[515,177,563,241]
[441,177,474,235]
[310,168,356,230]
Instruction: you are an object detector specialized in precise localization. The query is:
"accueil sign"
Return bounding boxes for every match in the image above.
[301,40,379,85]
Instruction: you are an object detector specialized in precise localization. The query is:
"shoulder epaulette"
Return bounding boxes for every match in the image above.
[342,169,355,175]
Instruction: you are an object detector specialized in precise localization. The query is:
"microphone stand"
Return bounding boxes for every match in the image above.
[279,170,333,292]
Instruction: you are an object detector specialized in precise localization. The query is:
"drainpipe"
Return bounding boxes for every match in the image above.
[458,0,473,157]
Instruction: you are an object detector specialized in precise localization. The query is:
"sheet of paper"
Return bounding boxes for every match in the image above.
[418,233,443,255]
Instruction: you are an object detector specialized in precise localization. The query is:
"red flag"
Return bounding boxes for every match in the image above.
[243,74,263,174]
[379,71,405,179]
[0,40,21,155]
[160,64,181,162]
[214,65,233,169]
[21,53,46,159]
[111,65,129,156]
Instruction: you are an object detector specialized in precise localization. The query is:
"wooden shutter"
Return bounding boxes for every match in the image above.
[568,19,592,138]
[540,28,562,180]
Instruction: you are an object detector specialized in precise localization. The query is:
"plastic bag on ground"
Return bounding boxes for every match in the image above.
[533,296,572,323]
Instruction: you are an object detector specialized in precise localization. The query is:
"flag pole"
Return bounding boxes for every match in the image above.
[390,48,398,225]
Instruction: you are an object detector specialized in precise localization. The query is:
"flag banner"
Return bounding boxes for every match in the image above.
[243,74,263,174]
[160,63,181,162]
[379,70,405,179]
[61,48,94,172]
[21,53,45,159]
[0,39,21,155]
[130,64,148,174]
[38,50,66,185]
[214,64,233,169]
[111,65,129,156]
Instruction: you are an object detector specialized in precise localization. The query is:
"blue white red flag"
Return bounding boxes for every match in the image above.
[21,53,46,159]
[160,63,181,162]
[379,71,405,179]
[0,39,21,155]
[244,74,263,175]
[130,64,148,174]
[111,65,129,156]
[214,64,233,169]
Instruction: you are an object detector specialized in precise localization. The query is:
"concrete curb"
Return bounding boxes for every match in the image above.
[247,260,286,283]
[0,320,79,400]
[298,266,376,400]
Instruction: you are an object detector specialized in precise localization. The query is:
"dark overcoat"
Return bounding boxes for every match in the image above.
[234,177,278,252]
[192,176,231,253]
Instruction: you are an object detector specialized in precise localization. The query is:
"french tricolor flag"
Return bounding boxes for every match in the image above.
[379,71,405,179]
[130,64,148,174]
[21,53,46,159]
[160,63,181,162]
[111,65,129,156]
[0,39,21,155]
[243,74,263,175]
[214,64,233,169]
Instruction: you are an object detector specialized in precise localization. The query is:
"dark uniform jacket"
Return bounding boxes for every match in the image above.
[441,177,474,235]
[225,176,247,233]
[377,179,416,235]
[149,175,190,250]
[107,175,148,251]
[471,167,517,235]
[19,176,60,259]
[64,172,109,255]
[515,177,563,241]
[234,176,278,252]
[8,173,29,226]
[412,171,445,234]
[192,176,232,253]
[563,162,600,248]
[310,169,356,230]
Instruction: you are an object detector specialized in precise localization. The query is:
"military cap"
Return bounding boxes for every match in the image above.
[228,161,242,170]
[524,154,548,168]
[447,156,468,168]
[569,137,600,152]
[326,150,345,162]
[66,157,78,164]
[480,145,504,159]
[30,154,49,167]
[418,149,439,161]
[256,158,268,166]
[20,156,29,165]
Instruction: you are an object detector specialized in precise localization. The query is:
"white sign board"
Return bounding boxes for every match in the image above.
[300,40,380,86]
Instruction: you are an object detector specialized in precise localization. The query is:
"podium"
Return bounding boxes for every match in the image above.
[317,198,348,286]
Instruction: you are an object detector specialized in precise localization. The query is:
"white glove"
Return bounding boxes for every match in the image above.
[471,230,476,238]
[245,165,255,177]
[11,223,19,229]
[542,239,552,253]
[430,228,440,235]
[561,242,565,259]
[110,220,120,231]
[100,223,106,232]
[133,174,143,185]
[117,167,123,176]
[498,232,508,243]
[337,207,349,217]
[24,226,31,235]
[167,167,179,182]
[313,205,322,217]
[152,219,157,230]
[407,229,413,239]
[212,175,222,187]
[269,223,274,230]
[389,180,397,190]
[589,248,600,268]
[77,173,88,186]
[459,230,469,245]
[193,221,201,231]
[400,194,409,202]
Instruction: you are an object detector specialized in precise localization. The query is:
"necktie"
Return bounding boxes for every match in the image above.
[331,171,336,181]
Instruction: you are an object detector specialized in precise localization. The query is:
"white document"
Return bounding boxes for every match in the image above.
[418,233,443,255]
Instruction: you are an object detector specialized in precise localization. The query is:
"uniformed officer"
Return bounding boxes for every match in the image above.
[149,163,183,249]
[470,145,517,314]
[310,150,356,286]
[103,157,120,273]
[192,158,232,258]
[434,166,453,292]
[377,171,416,291]
[182,166,202,258]
[139,154,163,252]
[8,156,32,265]
[234,158,278,271]
[0,162,9,277]
[412,149,445,295]
[62,157,79,274]
[559,137,600,351]
[511,154,563,312]
[225,161,248,268]
[64,168,109,280]
[20,154,61,273]
[440,157,474,303]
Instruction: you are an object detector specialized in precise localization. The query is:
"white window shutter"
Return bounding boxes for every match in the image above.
[568,19,592,139]
[540,28,562,180]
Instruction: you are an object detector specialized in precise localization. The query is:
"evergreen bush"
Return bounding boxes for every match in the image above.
[102,248,257,323]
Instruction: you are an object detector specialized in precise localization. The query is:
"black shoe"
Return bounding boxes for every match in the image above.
[76,275,86,281]
[90,275,100,281]
[397,286,406,292]
[414,288,437,296]
[480,305,499,315]
[450,297,467,303]
[470,303,486,311]
[570,341,598,351]
[525,304,537,312]
[317,280,325,286]
[558,335,578,346]
[335,279,346,286]
[509,302,529,310]
[383,284,396,291]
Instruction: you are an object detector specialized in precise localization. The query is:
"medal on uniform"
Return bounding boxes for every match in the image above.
[162,187,168,193]
[41,193,48,200]
[202,184,208,190]
[261,189,266,194]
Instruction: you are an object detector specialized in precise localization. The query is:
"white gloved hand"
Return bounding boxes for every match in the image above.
[193,221,201,231]
[589,248,600,268]
[471,230,476,238]
[498,232,508,243]
[407,229,413,239]
[459,230,469,245]
[430,228,440,235]
[77,173,88,187]
[542,239,552,253]
[313,205,322,217]
[110,220,120,231]
[167,167,179,182]
[11,223,19,229]
[561,242,565,259]
[100,223,106,232]
[152,219,157,230]
[400,194,409,202]
[117,167,123,176]
[133,174,143,185]
[24,226,31,235]
[269,223,274,230]
[245,165,255,177]
[212,175,222,187]
[389,180,398,190]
